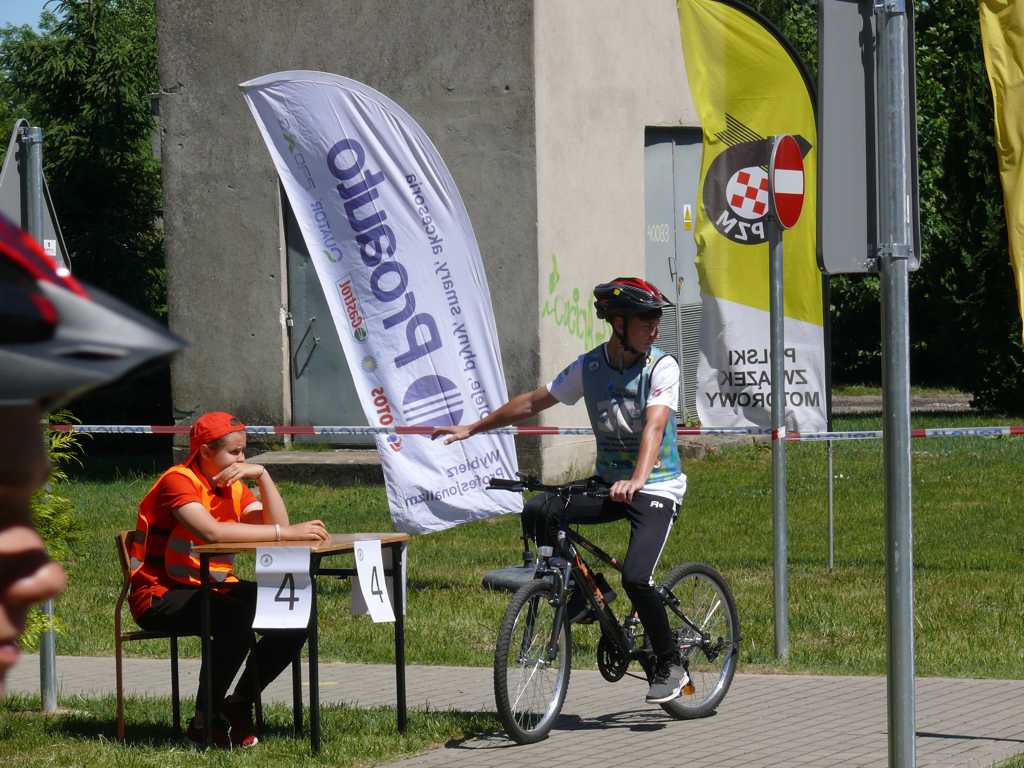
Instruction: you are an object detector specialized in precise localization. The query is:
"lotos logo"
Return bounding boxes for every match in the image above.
[337,278,367,342]
[370,386,401,450]
[702,114,811,246]
[370,386,395,426]
[402,375,463,426]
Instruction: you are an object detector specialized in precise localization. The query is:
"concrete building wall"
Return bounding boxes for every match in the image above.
[155,0,537,425]
[533,0,698,479]
[156,1,699,480]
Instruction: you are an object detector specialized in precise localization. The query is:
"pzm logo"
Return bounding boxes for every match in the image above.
[703,136,811,246]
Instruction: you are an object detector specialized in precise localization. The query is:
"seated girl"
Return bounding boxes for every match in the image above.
[127,411,329,747]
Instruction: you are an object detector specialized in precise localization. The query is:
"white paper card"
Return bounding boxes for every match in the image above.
[353,539,395,623]
[253,547,313,629]
[353,542,407,617]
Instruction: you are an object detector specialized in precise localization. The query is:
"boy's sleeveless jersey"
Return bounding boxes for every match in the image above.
[582,345,681,483]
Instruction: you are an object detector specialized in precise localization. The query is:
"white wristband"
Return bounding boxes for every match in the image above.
[274,523,281,542]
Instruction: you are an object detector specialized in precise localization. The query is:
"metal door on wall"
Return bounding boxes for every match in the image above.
[284,192,372,446]
[644,128,702,422]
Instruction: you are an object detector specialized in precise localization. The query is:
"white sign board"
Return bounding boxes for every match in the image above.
[353,542,406,618]
[253,547,313,629]
[353,539,395,623]
[818,1,920,273]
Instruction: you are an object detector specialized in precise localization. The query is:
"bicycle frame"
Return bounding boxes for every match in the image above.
[533,491,708,670]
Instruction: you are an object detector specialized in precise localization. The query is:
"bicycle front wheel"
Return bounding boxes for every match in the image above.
[658,562,739,719]
[494,579,571,744]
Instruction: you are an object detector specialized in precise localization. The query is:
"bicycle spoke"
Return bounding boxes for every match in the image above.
[700,597,722,632]
[510,659,544,712]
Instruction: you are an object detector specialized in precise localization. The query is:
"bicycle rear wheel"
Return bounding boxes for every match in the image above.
[494,579,571,744]
[658,562,739,719]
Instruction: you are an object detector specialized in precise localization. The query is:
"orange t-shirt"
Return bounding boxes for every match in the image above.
[128,467,258,619]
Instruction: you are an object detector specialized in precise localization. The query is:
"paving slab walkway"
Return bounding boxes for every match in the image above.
[7,655,1023,767]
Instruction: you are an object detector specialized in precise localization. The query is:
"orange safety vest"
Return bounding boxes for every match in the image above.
[128,465,244,618]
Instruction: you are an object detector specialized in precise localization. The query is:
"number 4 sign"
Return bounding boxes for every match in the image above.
[353,539,396,623]
[253,547,313,629]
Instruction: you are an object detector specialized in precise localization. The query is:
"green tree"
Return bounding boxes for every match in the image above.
[911,3,1022,410]
[22,411,85,651]
[745,0,1021,410]
[0,0,164,317]
[0,0,172,424]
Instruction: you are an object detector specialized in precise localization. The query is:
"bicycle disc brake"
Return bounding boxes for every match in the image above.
[597,634,630,682]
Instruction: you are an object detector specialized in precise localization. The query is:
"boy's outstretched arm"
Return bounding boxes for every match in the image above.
[431,386,558,445]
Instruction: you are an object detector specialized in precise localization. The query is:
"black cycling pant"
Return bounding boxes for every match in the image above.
[136,580,306,715]
[522,488,678,659]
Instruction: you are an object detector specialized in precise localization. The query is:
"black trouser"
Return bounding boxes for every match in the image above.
[136,580,306,715]
[523,489,679,659]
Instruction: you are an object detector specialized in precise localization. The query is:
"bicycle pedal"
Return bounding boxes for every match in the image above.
[572,609,597,625]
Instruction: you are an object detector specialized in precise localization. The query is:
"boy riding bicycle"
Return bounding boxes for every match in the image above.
[432,276,688,704]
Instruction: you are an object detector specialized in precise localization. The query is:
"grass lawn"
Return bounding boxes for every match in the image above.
[831,384,966,397]
[0,694,496,766]
[47,411,1023,680]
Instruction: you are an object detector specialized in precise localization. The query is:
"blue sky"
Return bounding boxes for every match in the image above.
[0,0,51,29]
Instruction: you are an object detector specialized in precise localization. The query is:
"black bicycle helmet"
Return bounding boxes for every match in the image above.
[593,277,672,319]
[0,214,185,409]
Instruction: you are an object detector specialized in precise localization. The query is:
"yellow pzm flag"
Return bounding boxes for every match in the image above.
[979,1,1024,343]
[678,0,825,431]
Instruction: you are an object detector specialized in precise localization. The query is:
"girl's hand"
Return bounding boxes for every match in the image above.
[212,462,266,487]
[284,520,329,542]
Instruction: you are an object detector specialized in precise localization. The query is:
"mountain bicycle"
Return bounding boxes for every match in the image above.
[488,475,740,744]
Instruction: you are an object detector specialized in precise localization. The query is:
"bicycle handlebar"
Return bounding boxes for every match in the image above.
[487,473,609,497]
[487,477,528,492]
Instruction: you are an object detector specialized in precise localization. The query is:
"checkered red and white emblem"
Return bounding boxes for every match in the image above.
[725,166,769,220]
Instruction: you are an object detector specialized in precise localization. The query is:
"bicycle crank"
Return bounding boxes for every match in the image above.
[597,634,630,682]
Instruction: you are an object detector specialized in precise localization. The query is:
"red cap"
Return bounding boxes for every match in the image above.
[185,411,246,466]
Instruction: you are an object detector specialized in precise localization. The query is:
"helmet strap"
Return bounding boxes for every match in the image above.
[611,316,640,365]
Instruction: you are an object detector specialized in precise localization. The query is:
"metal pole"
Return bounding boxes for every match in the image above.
[24,127,44,241]
[24,125,58,714]
[309,554,321,753]
[827,439,835,572]
[768,206,788,662]
[875,1,916,765]
[393,543,407,733]
[39,595,57,713]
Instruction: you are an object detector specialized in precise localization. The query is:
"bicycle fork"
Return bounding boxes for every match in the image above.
[545,558,572,661]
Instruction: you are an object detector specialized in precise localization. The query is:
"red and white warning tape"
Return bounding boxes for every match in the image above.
[48,424,765,437]
[48,424,1024,442]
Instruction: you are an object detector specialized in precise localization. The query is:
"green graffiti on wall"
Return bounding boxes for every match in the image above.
[540,254,608,350]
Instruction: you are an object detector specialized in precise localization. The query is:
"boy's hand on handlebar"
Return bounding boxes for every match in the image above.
[284,520,329,542]
[609,478,643,504]
[430,425,473,445]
